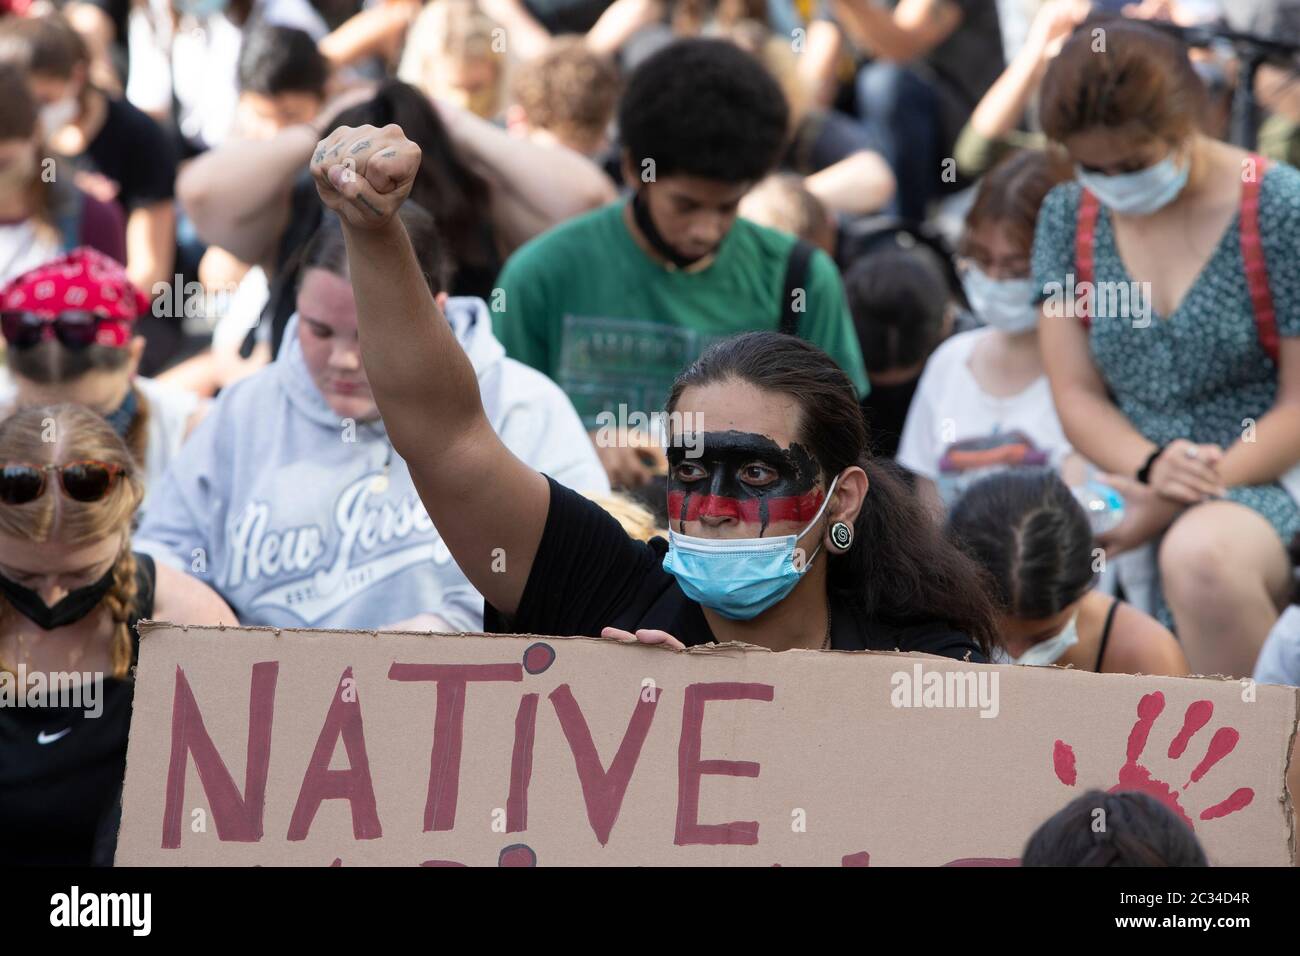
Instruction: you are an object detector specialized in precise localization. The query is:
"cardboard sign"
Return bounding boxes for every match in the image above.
[117,623,1298,866]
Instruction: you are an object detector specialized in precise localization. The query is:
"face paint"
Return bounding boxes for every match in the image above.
[666,430,823,535]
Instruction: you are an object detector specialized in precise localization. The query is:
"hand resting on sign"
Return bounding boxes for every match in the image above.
[600,627,686,650]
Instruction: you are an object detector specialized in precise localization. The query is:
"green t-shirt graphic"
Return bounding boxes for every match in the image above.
[492,200,870,427]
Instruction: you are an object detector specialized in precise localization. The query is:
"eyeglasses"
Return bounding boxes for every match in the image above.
[955,256,1032,282]
[0,460,127,505]
[0,311,116,350]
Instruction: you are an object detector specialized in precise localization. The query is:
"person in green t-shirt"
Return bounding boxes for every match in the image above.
[492,37,870,488]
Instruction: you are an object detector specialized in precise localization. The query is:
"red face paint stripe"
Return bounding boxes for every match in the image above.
[667,491,825,526]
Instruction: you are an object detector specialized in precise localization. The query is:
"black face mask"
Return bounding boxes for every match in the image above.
[0,565,116,631]
[631,188,709,270]
[860,376,920,460]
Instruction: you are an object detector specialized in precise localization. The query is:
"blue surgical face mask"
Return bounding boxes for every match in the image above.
[662,474,841,621]
[175,0,229,17]
[993,613,1080,666]
[960,265,1039,334]
[1075,153,1189,216]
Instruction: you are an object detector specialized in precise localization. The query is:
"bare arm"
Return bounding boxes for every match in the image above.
[437,99,617,251]
[800,19,845,110]
[319,0,421,68]
[177,124,317,265]
[313,124,550,615]
[967,0,1086,141]
[830,0,961,63]
[585,0,664,57]
[1217,338,1300,487]
[804,149,896,215]
[151,561,238,625]
[125,201,175,295]
[478,0,553,62]
[1100,596,1190,677]
[1039,307,1159,477]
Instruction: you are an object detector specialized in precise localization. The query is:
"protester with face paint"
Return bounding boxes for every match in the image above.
[946,470,1187,676]
[0,404,234,865]
[0,248,206,520]
[492,38,870,490]
[1034,17,1300,678]
[134,204,607,633]
[897,150,1073,511]
[308,122,997,658]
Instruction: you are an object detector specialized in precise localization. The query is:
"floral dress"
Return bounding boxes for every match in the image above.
[1032,164,1300,619]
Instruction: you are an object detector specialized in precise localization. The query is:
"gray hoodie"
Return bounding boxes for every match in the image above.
[135,296,607,629]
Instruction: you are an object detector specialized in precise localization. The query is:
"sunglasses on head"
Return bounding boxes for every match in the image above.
[1,311,115,350]
[0,460,127,505]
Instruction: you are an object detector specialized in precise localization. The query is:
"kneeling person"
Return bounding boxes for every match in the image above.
[135,204,608,631]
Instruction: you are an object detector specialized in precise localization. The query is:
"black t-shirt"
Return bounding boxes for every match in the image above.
[485,477,986,661]
[901,0,1004,146]
[81,96,178,212]
[0,553,157,866]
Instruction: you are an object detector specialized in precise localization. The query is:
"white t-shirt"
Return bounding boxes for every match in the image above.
[127,0,329,149]
[1255,605,1300,687]
[897,328,1072,505]
[135,374,201,516]
[0,221,62,286]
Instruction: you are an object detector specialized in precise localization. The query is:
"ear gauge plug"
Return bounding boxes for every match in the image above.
[830,521,853,551]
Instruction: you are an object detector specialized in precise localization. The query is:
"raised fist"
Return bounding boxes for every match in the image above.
[310,124,422,229]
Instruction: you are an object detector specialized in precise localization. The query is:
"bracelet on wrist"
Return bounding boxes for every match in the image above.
[1136,444,1166,485]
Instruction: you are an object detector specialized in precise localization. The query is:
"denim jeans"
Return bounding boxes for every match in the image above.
[855,60,944,223]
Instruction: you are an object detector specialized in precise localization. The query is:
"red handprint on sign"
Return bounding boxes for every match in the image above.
[1053,691,1253,829]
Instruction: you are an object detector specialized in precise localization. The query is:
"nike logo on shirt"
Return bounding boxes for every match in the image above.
[36,727,71,745]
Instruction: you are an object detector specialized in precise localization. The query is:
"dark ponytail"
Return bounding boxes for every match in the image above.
[667,331,998,655]
[298,201,452,294]
[946,469,1095,619]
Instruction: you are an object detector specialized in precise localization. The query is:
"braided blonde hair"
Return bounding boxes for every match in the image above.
[0,404,145,678]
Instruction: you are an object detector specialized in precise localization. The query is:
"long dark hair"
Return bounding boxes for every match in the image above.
[666,332,998,654]
[946,469,1095,620]
[298,202,450,294]
[1022,789,1208,866]
[330,81,493,273]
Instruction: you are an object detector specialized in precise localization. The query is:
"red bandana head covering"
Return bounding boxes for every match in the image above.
[0,248,149,348]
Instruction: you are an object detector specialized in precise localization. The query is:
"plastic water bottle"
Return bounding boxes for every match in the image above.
[1072,480,1125,536]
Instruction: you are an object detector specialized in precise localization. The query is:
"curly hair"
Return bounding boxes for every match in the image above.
[618,38,789,184]
[511,37,619,146]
